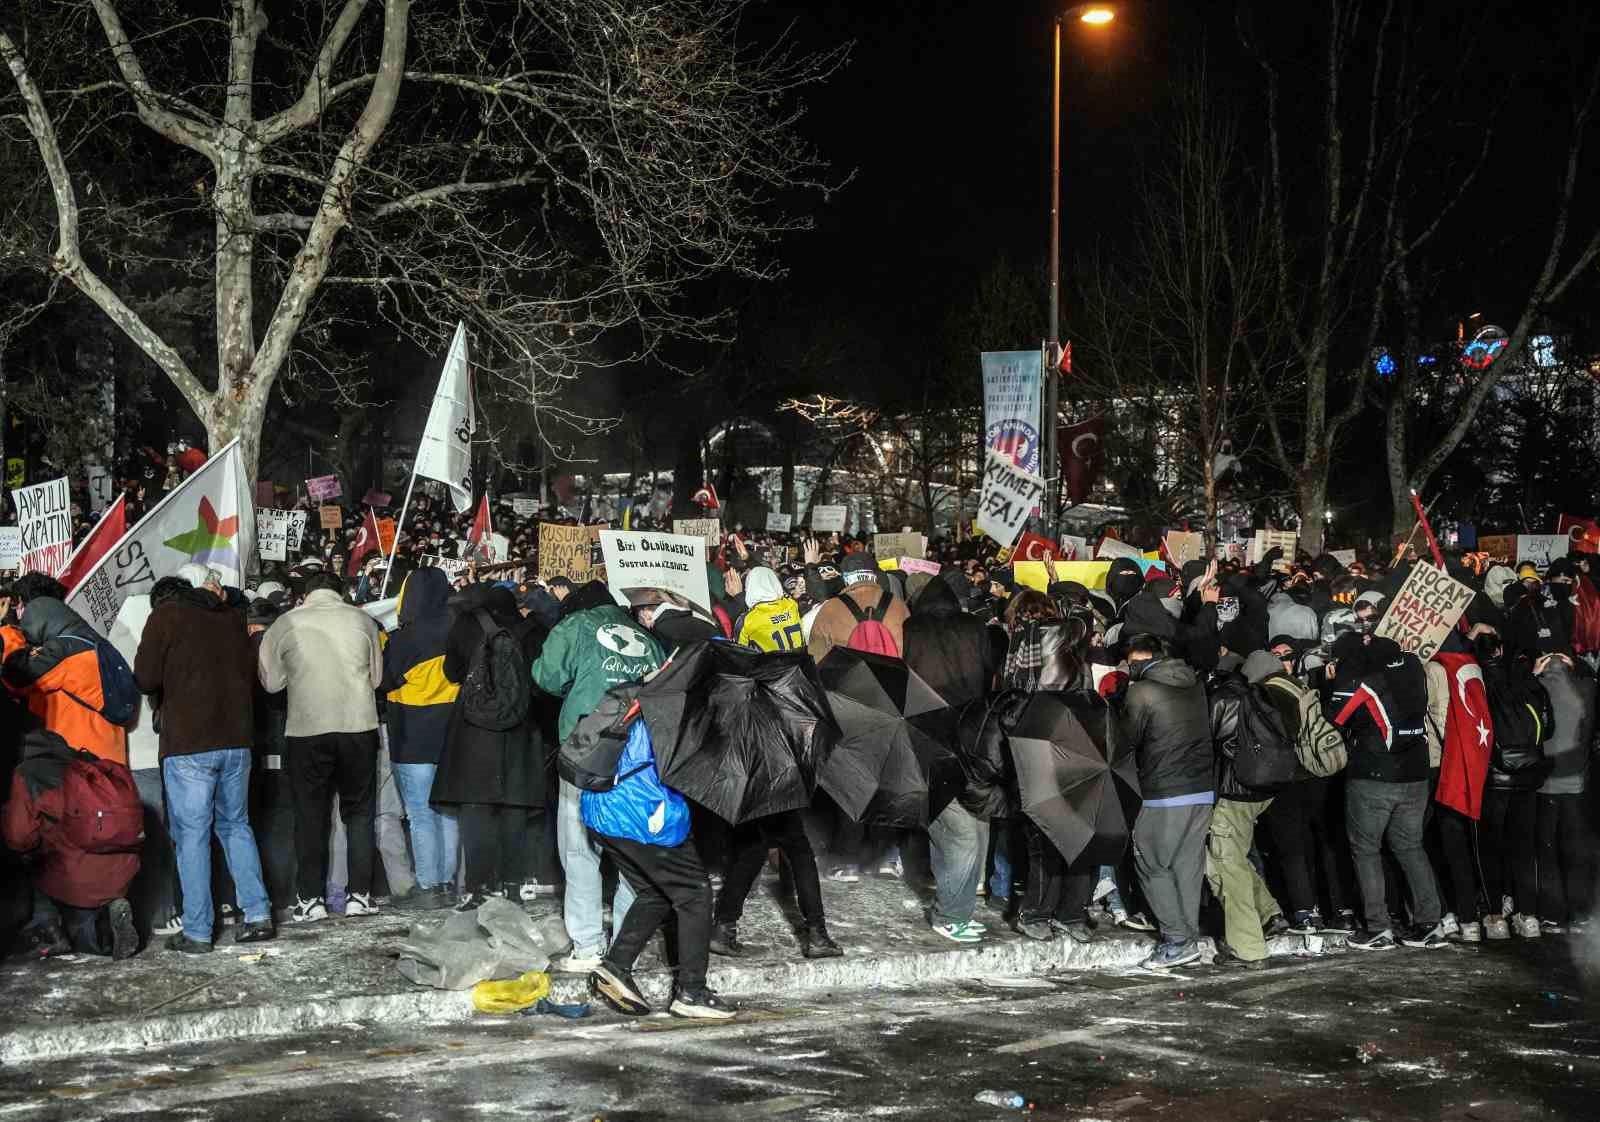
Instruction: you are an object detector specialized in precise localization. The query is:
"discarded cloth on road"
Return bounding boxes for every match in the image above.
[471,969,552,1013]
[392,897,567,990]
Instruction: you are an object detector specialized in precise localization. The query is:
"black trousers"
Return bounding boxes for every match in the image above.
[1020,818,1093,925]
[714,810,825,928]
[1430,802,1480,920]
[1480,788,1539,914]
[1264,776,1351,916]
[458,803,540,892]
[1538,793,1594,923]
[599,833,712,993]
[287,731,377,900]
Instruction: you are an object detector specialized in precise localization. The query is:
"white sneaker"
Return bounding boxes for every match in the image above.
[1439,913,1460,938]
[152,913,184,937]
[1502,894,1515,917]
[827,866,861,884]
[344,893,379,916]
[552,950,604,973]
[1458,921,1483,943]
[1511,913,1541,939]
[219,903,239,926]
[1483,914,1511,940]
[1092,875,1116,903]
[518,881,557,902]
[877,856,904,879]
[290,897,329,923]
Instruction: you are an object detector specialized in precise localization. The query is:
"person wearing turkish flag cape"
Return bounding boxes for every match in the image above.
[1430,648,1494,942]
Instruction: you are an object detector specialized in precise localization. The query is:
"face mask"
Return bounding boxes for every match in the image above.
[1549,584,1574,603]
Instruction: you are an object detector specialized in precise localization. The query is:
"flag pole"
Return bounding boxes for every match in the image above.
[378,470,419,599]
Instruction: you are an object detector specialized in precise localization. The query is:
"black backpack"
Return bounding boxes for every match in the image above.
[60,634,141,727]
[459,610,531,731]
[1227,679,1298,792]
[1484,660,1553,775]
[559,690,643,791]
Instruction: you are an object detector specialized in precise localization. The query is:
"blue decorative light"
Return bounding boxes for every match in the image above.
[1375,349,1397,378]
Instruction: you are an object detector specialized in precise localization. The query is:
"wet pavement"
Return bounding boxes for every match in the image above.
[1,930,1595,1121]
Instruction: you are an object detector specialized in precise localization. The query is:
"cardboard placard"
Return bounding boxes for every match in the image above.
[766,512,793,534]
[976,451,1044,551]
[424,554,473,583]
[599,530,712,614]
[900,557,941,575]
[1249,529,1298,565]
[672,518,721,546]
[1374,562,1476,662]
[257,508,308,562]
[376,517,397,556]
[362,489,393,509]
[1095,536,1143,561]
[1014,559,1113,592]
[0,526,20,570]
[306,474,342,501]
[1330,549,1357,568]
[319,504,343,530]
[512,498,539,518]
[13,476,71,576]
[1476,534,1517,562]
[1515,534,1568,569]
[1164,531,1206,569]
[810,505,848,533]
[538,522,602,582]
[874,532,927,561]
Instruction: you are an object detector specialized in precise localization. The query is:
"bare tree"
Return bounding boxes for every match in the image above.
[0,1,844,480]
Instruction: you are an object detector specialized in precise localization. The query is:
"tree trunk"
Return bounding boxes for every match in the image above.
[1297,471,1328,556]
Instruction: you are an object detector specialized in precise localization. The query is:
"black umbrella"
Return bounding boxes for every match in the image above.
[816,648,964,828]
[636,640,839,825]
[1006,690,1140,867]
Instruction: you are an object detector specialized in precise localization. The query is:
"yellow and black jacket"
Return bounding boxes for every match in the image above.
[380,568,459,765]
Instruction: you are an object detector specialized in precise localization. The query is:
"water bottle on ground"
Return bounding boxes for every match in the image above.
[974,1090,1026,1109]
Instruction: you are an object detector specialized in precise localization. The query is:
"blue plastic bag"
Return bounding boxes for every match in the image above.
[580,719,690,847]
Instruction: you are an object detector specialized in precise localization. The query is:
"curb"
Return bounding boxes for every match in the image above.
[0,930,1348,1065]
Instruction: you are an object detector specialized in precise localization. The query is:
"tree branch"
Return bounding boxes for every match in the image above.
[366,172,543,219]
[87,0,220,161]
[259,0,371,144]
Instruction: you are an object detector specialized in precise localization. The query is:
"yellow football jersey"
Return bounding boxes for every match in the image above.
[738,597,806,652]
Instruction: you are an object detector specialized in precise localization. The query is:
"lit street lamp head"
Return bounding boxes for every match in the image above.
[1078,7,1115,25]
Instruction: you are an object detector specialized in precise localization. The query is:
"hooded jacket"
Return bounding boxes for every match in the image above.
[903,576,1000,707]
[1481,652,1555,792]
[1117,656,1214,800]
[133,585,256,760]
[1267,590,1320,644]
[2,597,128,764]
[381,567,459,765]
[1326,634,1430,783]
[532,601,665,742]
[735,566,805,652]
[1538,658,1595,796]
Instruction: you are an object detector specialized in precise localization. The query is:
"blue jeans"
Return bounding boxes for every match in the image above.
[393,763,460,890]
[928,803,989,926]
[1098,864,1125,912]
[557,780,634,958]
[989,820,1015,898]
[163,749,272,943]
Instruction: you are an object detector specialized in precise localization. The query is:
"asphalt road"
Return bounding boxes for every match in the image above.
[1,936,1595,1121]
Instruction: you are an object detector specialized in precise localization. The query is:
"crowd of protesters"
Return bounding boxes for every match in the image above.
[2,484,1597,1019]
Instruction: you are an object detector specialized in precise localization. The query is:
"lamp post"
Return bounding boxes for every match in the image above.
[1045,4,1114,537]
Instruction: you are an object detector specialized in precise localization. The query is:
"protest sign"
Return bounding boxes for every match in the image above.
[1095,536,1143,561]
[976,450,1045,551]
[13,476,71,575]
[1249,529,1298,565]
[1163,531,1206,569]
[980,350,1043,473]
[512,498,539,518]
[306,474,341,501]
[361,488,393,509]
[673,518,721,546]
[257,509,308,562]
[1476,534,1516,562]
[377,518,398,556]
[319,504,343,530]
[1330,549,1357,568]
[766,512,793,534]
[1374,562,1476,662]
[1013,531,1062,562]
[874,532,927,560]
[810,505,848,533]
[539,522,602,582]
[0,526,20,570]
[425,554,474,584]
[900,557,941,576]
[600,530,712,614]
[1014,560,1112,592]
[1058,534,1088,561]
[1516,534,1567,569]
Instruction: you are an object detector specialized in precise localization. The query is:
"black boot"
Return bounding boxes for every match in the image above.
[799,922,843,959]
[709,921,745,957]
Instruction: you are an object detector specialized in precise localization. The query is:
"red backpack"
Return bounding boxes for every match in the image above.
[59,755,145,854]
[842,592,900,657]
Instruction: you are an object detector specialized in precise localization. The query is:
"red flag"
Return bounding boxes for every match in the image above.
[1058,340,1073,375]
[1573,573,1600,656]
[1014,531,1062,562]
[1059,415,1104,505]
[347,508,383,576]
[59,494,127,594]
[1557,513,1600,554]
[468,494,493,561]
[1433,651,1494,820]
[692,483,720,510]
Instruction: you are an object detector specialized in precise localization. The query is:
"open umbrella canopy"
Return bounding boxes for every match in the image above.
[816,648,964,828]
[636,640,838,825]
[1007,690,1140,867]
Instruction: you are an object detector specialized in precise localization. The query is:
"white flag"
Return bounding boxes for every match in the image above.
[66,438,255,636]
[413,321,475,513]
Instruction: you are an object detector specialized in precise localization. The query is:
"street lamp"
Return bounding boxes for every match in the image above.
[1045,4,1115,537]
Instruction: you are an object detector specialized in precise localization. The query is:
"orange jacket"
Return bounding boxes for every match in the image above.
[2,600,128,765]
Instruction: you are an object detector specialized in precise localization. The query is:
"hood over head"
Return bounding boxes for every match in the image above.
[1242,649,1284,684]
[18,597,90,645]
[744,566,785,607]
[398,566,452,625]
[913,572,964,617]
[1105,557,1144,608]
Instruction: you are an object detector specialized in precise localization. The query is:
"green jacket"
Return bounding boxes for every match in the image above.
[531,604,665,742]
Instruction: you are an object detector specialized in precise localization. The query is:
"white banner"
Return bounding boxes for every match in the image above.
[67,439,255,636]
[1515,534,1567,569]
[600,530,712,614]
[980,350,1043,473]
[0,526,20,570]
[1330,549,1357,568]
[1095,537,1143,561]
[976,450,1044,551]
[13,476,72,576]
[766,512,793,533]
[512,497,538,518]
[412,321,475,513]
[257,508,308,562]
[672,518,721,546]
[423,554,474,584]
[810,505,847,534]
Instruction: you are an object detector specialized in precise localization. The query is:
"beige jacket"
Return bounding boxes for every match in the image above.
[806,581,910,664]
[258,589,383,737]
[1423,659,1450,769]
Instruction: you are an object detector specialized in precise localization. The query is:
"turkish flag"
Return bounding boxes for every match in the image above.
[1014,531,1062,562]
[1059,415,1104,505]
[1057,340,1073,376]
[59,494,127,593]
[1557,513,1600,554]
[347,508,384,576]
[692,483,721,510]
[468,494,493,561]
[1434,651,1494,820]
